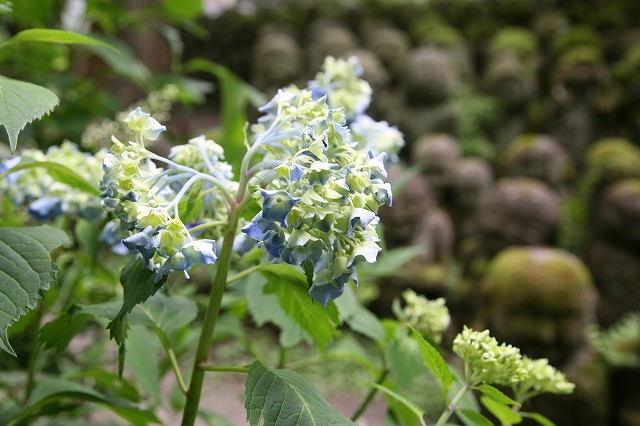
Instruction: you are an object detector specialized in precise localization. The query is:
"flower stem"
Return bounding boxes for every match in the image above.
[180,204,241,426]
[226,264,262,286]
[434,383,470,426]
[351,368,389,421]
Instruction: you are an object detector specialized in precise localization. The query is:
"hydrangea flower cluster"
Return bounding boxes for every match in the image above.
[99,108,235,281]
[453,326,574,395]
[400,290,450,343]
[241,56,403,306]
[0,141,105,220]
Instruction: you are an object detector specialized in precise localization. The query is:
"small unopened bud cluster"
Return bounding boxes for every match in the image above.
[401,290,450,343]
[516,357,575,395]
[453,326,574,396]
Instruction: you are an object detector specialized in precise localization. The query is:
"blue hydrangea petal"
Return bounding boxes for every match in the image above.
[122,226,159,265]
[182,239,218,265]
[261,190,301,227]
[28,197,64,220]
[348,208,377,236]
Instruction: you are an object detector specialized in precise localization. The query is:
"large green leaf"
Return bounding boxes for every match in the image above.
[409,325,454,397]
[244,361,355,426]
[0,159,100,195]
[0,225,68,356]
[5,378,159,425]
[136,292,198,344]
[245,276,306,348]
[126,325,161,402]
[334,285,385,342]
[0,76,59,153]
[261,264,340,351]
[385,332,426,389]
[0,29,118,52]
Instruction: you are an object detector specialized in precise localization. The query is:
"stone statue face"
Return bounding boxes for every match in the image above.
[502,136,568,189]
[412,134,460,197]
[405,46,462,103]
[477,178,560,256]
[485,247,595,366]
[452,158,493,210]
[253,32,302,84]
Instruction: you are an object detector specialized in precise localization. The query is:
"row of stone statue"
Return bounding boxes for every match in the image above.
[248,7,640,161]
[373,130,640,426]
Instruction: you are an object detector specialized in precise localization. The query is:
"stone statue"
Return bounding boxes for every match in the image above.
[411,133,461,202]
[482,246,609,425]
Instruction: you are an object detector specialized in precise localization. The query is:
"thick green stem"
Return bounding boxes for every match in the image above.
[180,206,241,426]
[434,383,470,426]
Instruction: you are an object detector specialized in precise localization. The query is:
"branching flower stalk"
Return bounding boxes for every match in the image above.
[92,56,405,426]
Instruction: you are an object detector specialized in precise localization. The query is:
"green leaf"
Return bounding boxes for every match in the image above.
[137,292,198,344]
[6,378,159,425]
[480,396,522,426]
[127,325,161,402]
[111,258,166,324]
[358,246,422,278]
[261,264,340,351]
[0,76,59,153]
[334,285,385,342]
[244,361,356,426]
[474,384,519,407]
[38,307,91,351]
[408,325,454,396]
[161,0,203,21]
[458,409,495,426]
[183,59,266,172]
[0,159,100,195]
[86,37,151,86]
[106,258,166,374]
[0,29,119,52]
[178,180,203,224]
[0,225,69,356]
[522,412,556,426]
[385,332,426,389]
[366,383,426,426]
[245,276,306,348]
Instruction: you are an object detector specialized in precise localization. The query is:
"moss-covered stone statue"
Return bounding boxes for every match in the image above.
[251,27,303,97]
[500,134,572,194]
[475,177,561,258]
[483,246,609,425]
[411,133,461,202]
